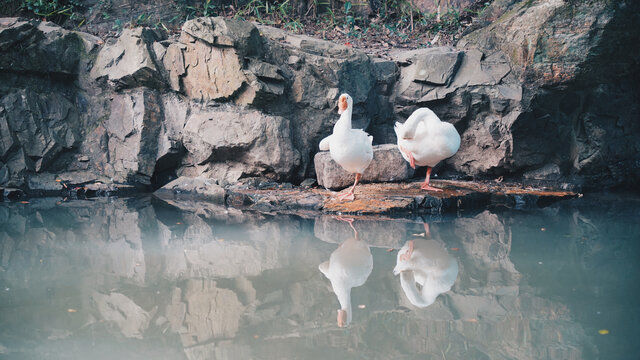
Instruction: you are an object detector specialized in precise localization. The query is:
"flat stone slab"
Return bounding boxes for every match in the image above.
[315,144,414,189]
[222,179,579,215]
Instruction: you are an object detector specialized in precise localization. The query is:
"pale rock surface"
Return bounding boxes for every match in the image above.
[314,144,414,189]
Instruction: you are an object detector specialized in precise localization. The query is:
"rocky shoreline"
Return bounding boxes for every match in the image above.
[1,0,638,208]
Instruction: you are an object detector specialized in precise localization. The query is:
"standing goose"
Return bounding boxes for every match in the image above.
[319,218,373,327]
[319,94,373,201]
[395,107,460,191]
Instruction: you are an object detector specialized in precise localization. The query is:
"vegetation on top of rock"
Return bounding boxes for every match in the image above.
[1,0,493,54]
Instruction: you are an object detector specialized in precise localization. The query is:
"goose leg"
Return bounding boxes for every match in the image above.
[420,167,442,191]
[338,173,361,201]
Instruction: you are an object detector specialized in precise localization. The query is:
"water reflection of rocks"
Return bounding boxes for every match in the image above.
[1,196,626,358]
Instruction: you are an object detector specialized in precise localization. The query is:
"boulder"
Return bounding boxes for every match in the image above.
[0,19,86,75]
[393,48,511,105]
[179,32,246,101]
[91,27,165,89]
[174,17,277,104]
[314,144,414,189]
[181,107,301,184]
[181,17,262,57]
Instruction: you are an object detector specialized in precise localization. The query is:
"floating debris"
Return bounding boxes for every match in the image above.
[358,304,366,309]
[67,309,77,313]
[598,329,609,335]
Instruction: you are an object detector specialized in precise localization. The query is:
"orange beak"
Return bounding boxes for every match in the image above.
[338,96,348,114]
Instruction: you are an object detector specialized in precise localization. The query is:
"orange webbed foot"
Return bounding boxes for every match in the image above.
[420,183,442,192]
[337,191,355,201]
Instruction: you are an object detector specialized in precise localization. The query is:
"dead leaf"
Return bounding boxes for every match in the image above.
[450,248,460,251]
[598,329,609,335]
[67,308,77,313]
[386,248,395,252]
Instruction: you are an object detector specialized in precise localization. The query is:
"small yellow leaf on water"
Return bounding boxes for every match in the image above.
[55,179,62,182]
[598,329,609,335]
[67,309,77,313]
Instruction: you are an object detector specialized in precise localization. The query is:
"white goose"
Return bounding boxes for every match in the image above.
[393,224,458,308]
[319,93,373,201]
[319,218,373,327]
[395,107,460,191]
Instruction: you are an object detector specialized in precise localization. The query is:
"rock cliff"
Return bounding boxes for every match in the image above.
[0,0,638,195]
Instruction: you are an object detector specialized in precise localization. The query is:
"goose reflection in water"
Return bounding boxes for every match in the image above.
[393,223,458,308]
[319,217,373,327]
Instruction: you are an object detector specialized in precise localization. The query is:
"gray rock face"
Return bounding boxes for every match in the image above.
[0,19,86,75]
[455,0,640,189]
[314,144,414,189]
[181,107,301,184]
[0,88,80,185]
[105,89,163,184]
[2,4,639,193]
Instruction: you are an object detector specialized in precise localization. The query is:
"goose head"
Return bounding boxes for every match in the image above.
[338,93,353,115]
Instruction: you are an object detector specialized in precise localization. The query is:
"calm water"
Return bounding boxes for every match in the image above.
[0,194,639,359]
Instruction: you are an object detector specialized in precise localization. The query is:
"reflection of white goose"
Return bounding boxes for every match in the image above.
[393,226,458,308]
[319,218,373,327]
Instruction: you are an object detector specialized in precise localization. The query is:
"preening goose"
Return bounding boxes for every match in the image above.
[395,107,460,191]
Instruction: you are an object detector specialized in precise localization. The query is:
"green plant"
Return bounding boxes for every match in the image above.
[20,0,83,23]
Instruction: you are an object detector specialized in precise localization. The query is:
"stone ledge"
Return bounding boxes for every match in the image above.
[224,179,579,216]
